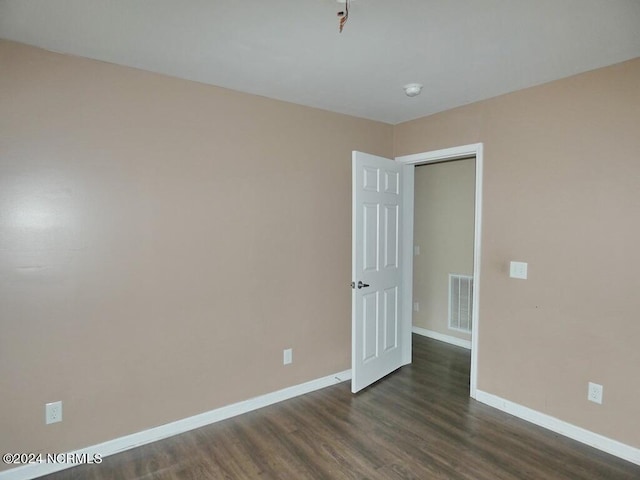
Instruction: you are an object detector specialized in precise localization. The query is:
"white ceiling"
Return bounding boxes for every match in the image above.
[1,0,639,124]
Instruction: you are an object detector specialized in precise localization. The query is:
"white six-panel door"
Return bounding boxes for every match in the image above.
[352,151,405,393]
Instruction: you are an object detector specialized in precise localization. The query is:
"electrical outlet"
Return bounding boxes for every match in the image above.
[588,382,603,404]
[45,401,62,424]
[413,302,420,312]
[414,245,420,256]
[283,348,293,365]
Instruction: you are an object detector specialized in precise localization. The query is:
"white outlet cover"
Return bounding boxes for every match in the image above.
[414,245,420,256]
[588,382,603,404]
[413,302,419,312]
[45,401,62,424]
[283,348,293,365]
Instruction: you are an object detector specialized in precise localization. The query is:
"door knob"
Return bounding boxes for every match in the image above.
[357,281,370,289]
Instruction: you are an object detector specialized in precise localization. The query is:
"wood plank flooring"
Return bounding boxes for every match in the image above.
[42,335,640,479]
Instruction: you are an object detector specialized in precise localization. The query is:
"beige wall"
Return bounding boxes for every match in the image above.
[413,159,475,342]
[396,57,640,449]
[0,39,393,466]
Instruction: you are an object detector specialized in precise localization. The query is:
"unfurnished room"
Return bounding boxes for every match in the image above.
[1,1,640,479]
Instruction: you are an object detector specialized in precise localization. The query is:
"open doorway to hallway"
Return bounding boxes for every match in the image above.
[412,157,476,391]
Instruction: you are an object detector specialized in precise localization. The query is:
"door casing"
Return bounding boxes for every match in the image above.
[396,143,483,399]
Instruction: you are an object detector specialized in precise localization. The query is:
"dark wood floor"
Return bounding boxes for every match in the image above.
[43,335,640,479]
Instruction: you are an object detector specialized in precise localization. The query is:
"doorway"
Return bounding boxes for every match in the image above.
[397,143,483,399]
[412,158,475,391]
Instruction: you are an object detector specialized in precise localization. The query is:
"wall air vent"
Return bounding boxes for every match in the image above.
[449,274,473,333]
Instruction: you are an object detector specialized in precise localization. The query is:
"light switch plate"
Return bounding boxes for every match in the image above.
[510,261,528,279]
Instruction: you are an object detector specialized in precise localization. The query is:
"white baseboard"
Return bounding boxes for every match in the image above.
[475,390,640,466]
[412,326,471,350]
[1,370,352,480]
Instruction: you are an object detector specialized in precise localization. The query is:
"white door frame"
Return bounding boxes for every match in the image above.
[396,143,483,399]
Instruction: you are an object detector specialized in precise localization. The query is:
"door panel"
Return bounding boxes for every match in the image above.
[352,151,405,393]
[383,286,398,352]
[384,205,398,268]
[363,203,378,272]
[362,292,378,362]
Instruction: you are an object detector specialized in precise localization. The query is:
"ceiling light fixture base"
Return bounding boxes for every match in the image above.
[403,83,423,97]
